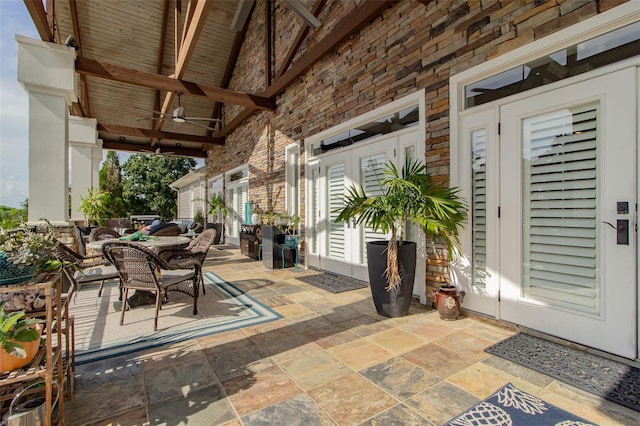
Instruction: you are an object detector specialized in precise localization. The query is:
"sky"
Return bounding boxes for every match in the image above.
[0,0,203,209]
[0,0,36,208]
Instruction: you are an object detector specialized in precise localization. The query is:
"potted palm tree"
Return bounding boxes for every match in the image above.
[78,188,111,227]
[207,195,230,245]
[335,158,467,317]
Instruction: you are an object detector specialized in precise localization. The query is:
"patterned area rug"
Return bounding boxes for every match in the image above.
[71,272,282,364]
[296,272,368,293]
[446,383,596,425]
[485,333,640,412]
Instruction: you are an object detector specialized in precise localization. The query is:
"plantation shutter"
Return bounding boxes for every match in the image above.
[471,130,487,290]
[311,167,320,254]
[227,188,236,237]
[522,105,600,313]
[236,186,246,238]
[327,163,345,259]
[361,153,387,245]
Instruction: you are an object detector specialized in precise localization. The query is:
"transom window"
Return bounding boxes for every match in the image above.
[465,21,640,109]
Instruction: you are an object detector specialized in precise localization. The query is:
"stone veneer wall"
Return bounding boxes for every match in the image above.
[207,0,627,302]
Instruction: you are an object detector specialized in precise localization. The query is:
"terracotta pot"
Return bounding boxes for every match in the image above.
[0,324,42,373]
[432,286,464,320]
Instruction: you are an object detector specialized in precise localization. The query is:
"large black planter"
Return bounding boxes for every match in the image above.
[205,223,223,244]
[366,240,416,317]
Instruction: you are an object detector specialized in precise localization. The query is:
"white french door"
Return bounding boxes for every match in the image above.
[460,68,637,358]
[315,138,394,281]
[308,132,427,301]
[500,68,636,358]
[226,182,247,246]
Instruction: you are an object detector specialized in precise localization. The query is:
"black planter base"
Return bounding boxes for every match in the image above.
[366,241,416,317]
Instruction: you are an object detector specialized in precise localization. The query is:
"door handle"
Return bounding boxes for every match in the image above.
[602,220,629,245]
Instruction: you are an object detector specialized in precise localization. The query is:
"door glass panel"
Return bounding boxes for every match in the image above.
[403,145,418,244]
[472,129,487,291]
[227,188,236,237]
[327,163,345,259]
[311,167,319,253]
[360,153,387,260]
[522,104,600,314]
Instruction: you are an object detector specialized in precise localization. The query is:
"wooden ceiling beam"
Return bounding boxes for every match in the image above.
[175,0,182,66]
[206,1,255,137]
[222,0,393,134]
[69,0,90,117]
[157,0,212,132]
[218,107,256,137]
[97,123,224,145]
[283,0,321,29]
[266,0,394,97]
[24,0,54,42]
[276,0,326,79]
[231,0,255,32]
[75,57,276,110]
[265,0,272,88]
[101,140,208,158]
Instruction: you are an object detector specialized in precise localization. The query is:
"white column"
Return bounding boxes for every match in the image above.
[93,139,103,189]
[69,116,99,221]
[17,35,76,225]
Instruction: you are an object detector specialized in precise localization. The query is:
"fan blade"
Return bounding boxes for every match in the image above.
[184,119,216,131]
[182,117,223,122]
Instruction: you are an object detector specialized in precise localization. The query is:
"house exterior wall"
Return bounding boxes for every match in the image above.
[207,0,629,301]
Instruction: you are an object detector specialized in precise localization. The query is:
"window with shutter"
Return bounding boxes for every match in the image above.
[472,129,487,291]
[360,153,387,248]
[522,105,600,314]
[327,163,345,259]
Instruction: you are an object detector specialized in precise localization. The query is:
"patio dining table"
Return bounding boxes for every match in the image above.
[86,236,191,251]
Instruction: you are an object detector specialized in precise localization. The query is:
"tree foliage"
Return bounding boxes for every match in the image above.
[99,151,128,217]
[0,203,27,230]
[121,155,196,219]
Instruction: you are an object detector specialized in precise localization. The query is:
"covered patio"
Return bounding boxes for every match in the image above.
[11,0,640,424]
[62,246,638,425]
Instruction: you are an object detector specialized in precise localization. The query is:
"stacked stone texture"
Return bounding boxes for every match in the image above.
[207,0,625,302]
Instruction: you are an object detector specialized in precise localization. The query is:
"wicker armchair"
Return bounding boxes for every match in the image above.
[53,241,119,297]
[158,229,217,295]
[88,227,121,241]
[149,224,181,237]
[101,241,199,331]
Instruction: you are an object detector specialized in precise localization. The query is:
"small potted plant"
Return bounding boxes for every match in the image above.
[0,221,59,286]
[0,301,43,372]
[335,158,467,317]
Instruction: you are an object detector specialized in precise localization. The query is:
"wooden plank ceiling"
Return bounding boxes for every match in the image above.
[23,0,395,158]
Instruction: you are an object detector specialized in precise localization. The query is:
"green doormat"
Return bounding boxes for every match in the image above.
[485,333,640,413]
[446,383,596,425]
[296,272,368,293]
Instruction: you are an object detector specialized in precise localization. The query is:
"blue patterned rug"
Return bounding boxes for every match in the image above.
[72,272,282,364]
[446,383,596,425]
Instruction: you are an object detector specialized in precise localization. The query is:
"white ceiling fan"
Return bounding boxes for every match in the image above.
[141,92,222,131]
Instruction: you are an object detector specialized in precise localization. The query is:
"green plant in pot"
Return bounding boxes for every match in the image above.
[208,195,230,245]
[0,301,43,372]
[78,188,111,226]
[335,158,467,317]
[0,220,59,286]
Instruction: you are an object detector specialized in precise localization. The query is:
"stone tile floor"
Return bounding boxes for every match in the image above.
[64,246,639,425]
